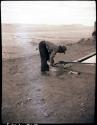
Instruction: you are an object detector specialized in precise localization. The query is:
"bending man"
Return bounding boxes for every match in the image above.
[39,40,67,74]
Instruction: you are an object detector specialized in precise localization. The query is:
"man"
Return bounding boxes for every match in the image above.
[92,30,96,40]
[92,22,96,41]
[39,40,67,74]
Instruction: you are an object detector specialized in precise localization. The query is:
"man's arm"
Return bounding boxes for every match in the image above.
[50,50,57,66]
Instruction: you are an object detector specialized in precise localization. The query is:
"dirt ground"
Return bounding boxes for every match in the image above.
[2,24,96,123]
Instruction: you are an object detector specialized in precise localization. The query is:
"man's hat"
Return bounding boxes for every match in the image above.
[62,46,67,53]
[58,45,67,53]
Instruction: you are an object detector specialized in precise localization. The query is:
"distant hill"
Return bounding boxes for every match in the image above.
[2,23,94,43]
[2,23,93,32]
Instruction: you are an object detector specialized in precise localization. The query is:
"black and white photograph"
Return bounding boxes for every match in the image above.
[1,0,96,123]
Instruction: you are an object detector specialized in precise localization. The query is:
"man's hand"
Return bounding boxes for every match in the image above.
[50,59,54,66]
[50,63,54,66]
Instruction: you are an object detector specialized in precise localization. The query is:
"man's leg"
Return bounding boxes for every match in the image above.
[41,58,49,72]
[39,41,49,73]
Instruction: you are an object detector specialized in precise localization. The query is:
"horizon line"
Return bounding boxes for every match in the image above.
[1,23,94,27]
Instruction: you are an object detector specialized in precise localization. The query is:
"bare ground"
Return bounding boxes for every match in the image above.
[2,24,96,123]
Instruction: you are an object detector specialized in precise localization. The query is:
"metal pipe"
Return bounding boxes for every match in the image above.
[54,52,96,66]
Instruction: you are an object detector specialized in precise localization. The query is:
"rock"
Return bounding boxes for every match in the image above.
[41,98,45,101]
[16,98,32,105]
[36,88,41,91]
[68,70,80,75]
[16,100,23,105]
[64,64,72,68]
[44,112,49,117]
[27,98,32,101]
[36,48,38,50]
[80,103,86,112]
[80,102,84,106]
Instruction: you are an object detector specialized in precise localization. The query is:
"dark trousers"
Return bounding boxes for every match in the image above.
[39,41,50,72]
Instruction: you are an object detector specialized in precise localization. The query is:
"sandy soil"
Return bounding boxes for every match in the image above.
[2,24,96,123]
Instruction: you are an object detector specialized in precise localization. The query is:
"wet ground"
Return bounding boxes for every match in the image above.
[2,24,96,123]
[2,56,96,123]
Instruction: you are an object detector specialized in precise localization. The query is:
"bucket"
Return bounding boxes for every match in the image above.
[50,64,65,76]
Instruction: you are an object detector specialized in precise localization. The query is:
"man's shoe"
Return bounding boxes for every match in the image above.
[41,71,49,76]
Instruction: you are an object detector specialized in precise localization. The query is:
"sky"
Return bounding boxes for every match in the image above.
[1,1,96,26]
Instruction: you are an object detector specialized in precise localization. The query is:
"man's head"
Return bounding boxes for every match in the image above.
[58,45,67,54]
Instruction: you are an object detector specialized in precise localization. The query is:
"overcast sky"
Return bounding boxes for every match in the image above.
[1,1,96,26]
